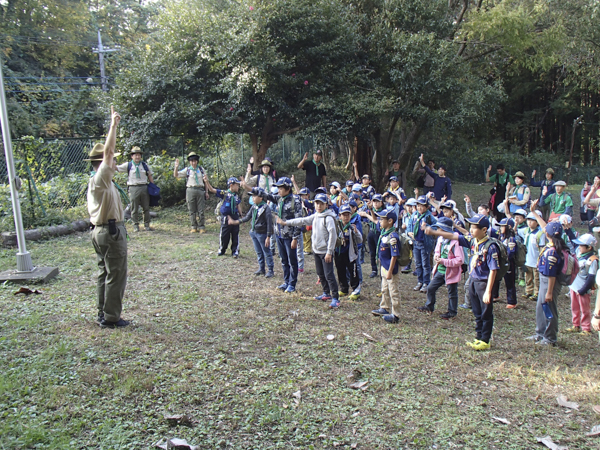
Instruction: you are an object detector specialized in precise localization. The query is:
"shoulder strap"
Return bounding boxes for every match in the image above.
[128,161,132,172]
[142,161,149,173]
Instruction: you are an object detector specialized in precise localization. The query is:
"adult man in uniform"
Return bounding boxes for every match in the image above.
[117,146,154,232]
[298,150,327,193]
[87,106,129,328]
[174,152,209,233]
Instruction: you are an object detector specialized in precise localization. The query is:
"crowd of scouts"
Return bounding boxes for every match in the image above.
[108,144,600,347]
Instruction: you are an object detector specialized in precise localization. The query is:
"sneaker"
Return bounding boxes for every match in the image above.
[96,312,105,324]
[284,285,295,293]
[471,340,491,351]
[277,283,288,291]
[565,326,581,333]
[525,335,542,342]
[351,285,361,296]
[521,293,531,299]
[99,318,130,329]
[419,284,428,293]
[580,330,592,336]
[348,293,360,301]
[371,308,389,316]
[144,224,152,231]
[314,293,332,301]
[369,271,377,278]
[198,228,206,234]
[376,292,382,297]
[413,283,423,291]
[440,312,456,320]
[458,303,471,310]
[535,339,556,347]
[506,304,517,309]
[466,339,482,348]
[338,291,348,298]
[133,224,140,232]
[191,228,198,233]
[298,268,304,273]
[217,252,225,256]
[383,314,399,324]
[233,252,239,259]
[417,305,433,314]
[518,280,525,287]
[254,269,265,276]
[412,271,417,276]
[492,297,501,303]
[401,265,412,274]
[329,299,341,309]
[265,271,274,278]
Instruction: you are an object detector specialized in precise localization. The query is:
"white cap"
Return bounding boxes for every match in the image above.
[573,233,597,248]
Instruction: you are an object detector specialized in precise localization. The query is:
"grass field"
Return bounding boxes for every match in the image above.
[0,181,599,449]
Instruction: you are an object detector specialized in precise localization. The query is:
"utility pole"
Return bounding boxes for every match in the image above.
[92,30,118,92]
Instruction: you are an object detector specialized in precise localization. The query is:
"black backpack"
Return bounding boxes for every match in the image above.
[476,238,509,280]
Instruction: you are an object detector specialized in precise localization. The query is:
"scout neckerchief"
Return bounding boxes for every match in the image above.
[413,210,428,236]
[470,235,490,272]
[370,207,383,232]
[132,161,142,179]
[226,189,236,214]
[312,159,321,177]
[189,165,199,184]
[262,173,270,192]
[252,201,266,231]
[377,227,395,260]
[278,193,291,218]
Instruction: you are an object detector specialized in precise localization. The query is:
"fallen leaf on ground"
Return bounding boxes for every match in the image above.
[164,414,193,426]
[14,287,42,295]
[492,417,510,425]
[292,390,301,399]
[349,381,368,390]
[362,333,377,342]
[557,395,579,410]
[593,405,600,415]
[327,334,335,340]
[154,437,199,450]
[536,436,568,450]
[586,424,600,436]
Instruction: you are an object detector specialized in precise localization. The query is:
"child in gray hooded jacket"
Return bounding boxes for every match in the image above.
[277,193,340,308]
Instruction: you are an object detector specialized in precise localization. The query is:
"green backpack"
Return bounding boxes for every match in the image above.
[481,238,509,280]
[397,234,412,267]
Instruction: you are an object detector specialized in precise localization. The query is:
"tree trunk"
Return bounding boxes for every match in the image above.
[343,138,353,170]
[397,117,428,180]
[353,136,372,181]
[372,116,399,191]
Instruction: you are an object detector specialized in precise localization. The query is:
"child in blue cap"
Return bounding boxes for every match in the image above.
[371,209,402,324]
[336,203,363,300]
[204,176,242,257]
[411,195,437,293]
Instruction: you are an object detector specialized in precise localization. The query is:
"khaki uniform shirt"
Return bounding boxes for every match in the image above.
[116,161,153,186]
[177,166,205,188]
[88,162,124,226]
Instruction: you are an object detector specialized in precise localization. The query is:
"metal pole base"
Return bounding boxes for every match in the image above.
[16,251,35,272]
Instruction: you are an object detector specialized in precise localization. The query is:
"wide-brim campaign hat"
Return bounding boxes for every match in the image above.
[546,168,555,174]
[514,171,525,179]
[130,146,143,155]
[84,143,121,161]
[187,152,200,161]
[259,159,273,168]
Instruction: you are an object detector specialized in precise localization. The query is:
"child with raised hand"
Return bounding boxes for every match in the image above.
[400,198,417,274]
[359,193,384,279]
[204,176,243,257]
[228,187,274,277]
[371,209,402,324]
[277,193,340,308]
[336,204,364,300]
[424,214,500,351]
[513,199,545,301]
[565,234,598,335]
[383,191,401,229]
[527,219,567,346]
[417,217,464,319]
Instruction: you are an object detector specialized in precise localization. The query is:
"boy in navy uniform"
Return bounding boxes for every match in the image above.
[228,187,274,277]
[371,209,402,324]
[336,203,364,300]
[424,214,500,350]
[204,176,243,257]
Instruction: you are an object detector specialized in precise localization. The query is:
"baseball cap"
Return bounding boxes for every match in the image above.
[315,187,327,195]
[352,183,362,192]
[526,212,538,220]
[440,200,454,210]
[348,199,358,208]
[362,174,370,180]
[372,194,383,202]
[274,177,292,188]
[514,209,527,217]
[405,198,417,206]
[345,180,354,187]
[314,149,323,155]
[416,195,428,205]
[227,177,240,185]
[339,204,352,214]
[465,213,490,229]
[329,181,341,189]
[314,193,328,204]
[559,214,572,224]
[572,233,598,248]
[545,222,563,236]
[431,217,454,233]
[389,176,398,182]
[499,217,515,228]
[248,187,265,198]
[299,187,310,195]
[375,208,397,223]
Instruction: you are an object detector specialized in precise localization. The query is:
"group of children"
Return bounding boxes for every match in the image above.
[190,156,599,351]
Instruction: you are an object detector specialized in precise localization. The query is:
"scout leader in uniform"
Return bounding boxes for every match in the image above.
[174,152,209,233]
[87,106,130,328]
[116,146,154,232]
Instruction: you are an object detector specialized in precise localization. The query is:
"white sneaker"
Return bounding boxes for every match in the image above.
[351,285,361,296]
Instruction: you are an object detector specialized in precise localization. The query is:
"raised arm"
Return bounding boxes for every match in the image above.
[297,152,308,170]
[529,199,547,229]
[203,175,216,194]
[485,165,492,183]
[103,106,120,169]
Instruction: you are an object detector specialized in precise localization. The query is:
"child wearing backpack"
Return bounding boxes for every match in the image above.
[228,187,274,277]
[204,176,243,257]
[424,214,502,351]
[358,194,384,279]
[277,193,340,308]
[336,204,363,300]
[517,210,544,301]
[417,217,464,319]
[400,198,417,274]
[527,220,566,346]
[566,234,598,335]
[411,196,437,293]
[116,146,154,232]
[492,218,519,309]
[371,209,402,324]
